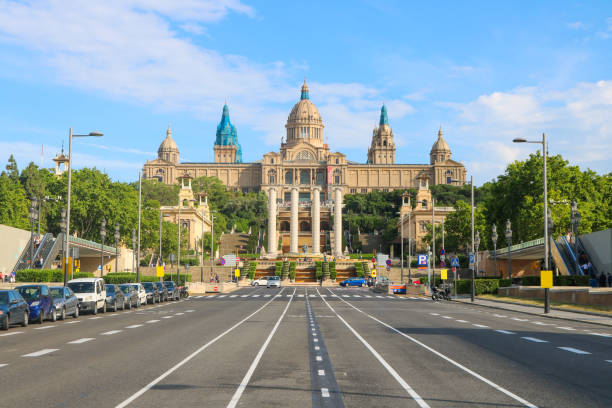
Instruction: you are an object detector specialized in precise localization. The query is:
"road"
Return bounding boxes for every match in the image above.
[0,286,611,407]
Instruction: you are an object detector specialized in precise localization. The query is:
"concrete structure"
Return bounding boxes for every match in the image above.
[0,224,32,275]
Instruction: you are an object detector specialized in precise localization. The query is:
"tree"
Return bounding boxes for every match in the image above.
[3,154,19,183]
[0,172,29,229]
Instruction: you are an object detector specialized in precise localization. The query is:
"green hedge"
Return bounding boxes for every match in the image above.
[555,275,589,286]
[274,261,282,277]
[103,273,191,285]
[329,262,337,280]
[354,262,364,277]
[419,276,500,295]
[315,261,322,280]
[289,262,296,281]
[248,261,257,280]
[348,253,374,259]
[16,269,93,282]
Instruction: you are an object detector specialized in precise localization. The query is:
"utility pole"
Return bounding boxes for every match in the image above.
[137,171,142,283]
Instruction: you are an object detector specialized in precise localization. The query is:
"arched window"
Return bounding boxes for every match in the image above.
[268,169,276,184]
[182,199,188,207]
[421,199,427,210]
[300,170,310,184]
[300,221,311,231]
[335,158,339,164]
[271,158,274,164]
[280,221,290,231]
[315,170,325,185]
[383,140,387,146]
[296,150,314,161]
[285,170,293,185]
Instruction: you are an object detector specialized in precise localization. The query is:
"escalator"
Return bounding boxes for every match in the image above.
[41,233,63,270]
[12,233,54,272]
[553,236,582,275]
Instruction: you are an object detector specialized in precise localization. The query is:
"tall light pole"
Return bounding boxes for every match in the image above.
[137,171,142,283]
[60,207,67,286]
[513,133,550,313]
[177,196,181,284]
[200,197,206,283]
[114,223,120,273]
[505,219,512,281]
[473,230,480,302]
[159,208,163,266]
[100,218,106,277]
[471,175,475,283]
[491,224,498,277]
[29,196,38,266]
[432,197,436,285]
[131,228,136,273]
[570,200,581,257]
[210,213,216,281]
[64,129,103,281]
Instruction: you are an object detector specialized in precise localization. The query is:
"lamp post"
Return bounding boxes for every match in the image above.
[131,228,136,273]
[136,171,142,283]
[200,204,205,283]
[114,223,120,273]
[491,224,498,277]
[427,245,432,292]
[570,200,581,256]
[473,230,480,302]
[29,196,39,266]
[100,218,106,277]
[159,208,163,266]
[210,213,216,282]
[505,219,512,281]
[513,133,550,313]
[64,129,103,283]
[60,207,67,286]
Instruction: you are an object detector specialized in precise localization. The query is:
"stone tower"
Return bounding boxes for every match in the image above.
[367,104,396,164]
[214,103,243,163]
[158,125,179,164]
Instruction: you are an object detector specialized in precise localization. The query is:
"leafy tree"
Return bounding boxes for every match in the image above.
[3,154,19,183]
[0,172,29,229]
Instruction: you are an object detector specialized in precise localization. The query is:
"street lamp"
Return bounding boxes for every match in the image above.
[100,218,106,277]
[114,223,120,273]
[60,207,67,285]
[29,196,39,266]
[570,200,581,257]
[505,219,512,281]
[64,129,103,283]
[131,228,136,273]
[473,230,480,302]
[491,224,498,277]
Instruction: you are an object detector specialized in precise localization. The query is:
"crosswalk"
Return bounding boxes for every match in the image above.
[190,293,431,301]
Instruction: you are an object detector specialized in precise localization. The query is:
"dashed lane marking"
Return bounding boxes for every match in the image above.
[495,330,515,335]
[101,330,122,335]
[318,369,325,376]
[375,295,383,298]
[126,324,143,329]
[64,321,81,324]
[321,388,330,398]
[240,295,248,298]
[162,316,173,319]
[146,320,160,323]
[521,337,548,343]
[316,355,323,361]
[252,295,260,298]
[22,348,59,357]
[175,312,184,315]
[264,294,271,298]
[185,310,195,313]
[493,314,507,318]
[558,347,591,355]
[230,295,238,298]
[68,338,95,344]
[589,332,612,338]
[298,294,304,298]
[511,318,529,322]
[218,295,227,298]
[456,320,469,323]
[532,322,554,326]
[314,346,320,350]
[557,327,576,331]
[89,316,103,320]
[0,364,7,368]
[473,324,489,328]
[429,313,440,316]
[442,316,453,319]
[0,331,23,336]
[34,325,56,330]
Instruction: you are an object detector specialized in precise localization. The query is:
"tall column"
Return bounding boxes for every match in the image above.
[334,187,342,257]
[312,187,321,254]
[268,187,277,256]
[290,187,299,253]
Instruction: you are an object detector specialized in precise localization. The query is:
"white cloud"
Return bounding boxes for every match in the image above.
[567,21,585,30]
[179,23,208,36]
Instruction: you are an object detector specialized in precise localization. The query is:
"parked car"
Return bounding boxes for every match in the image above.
[68,278,107,314]
[142,282,160,304]
[163,281,180,301]
[154,281,168,302]
[267,276,281,288]
[340,278,367,287]
[104,284,126,312]
[129,283,147,306]
[49,286,79,319]
[16,284,56,323]
[251,277,268,286]
[118,284,139,309]
[0,289,29,329]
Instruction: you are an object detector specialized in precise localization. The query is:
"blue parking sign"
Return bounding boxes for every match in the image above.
[469,253,475,265]
[418,254,428,266]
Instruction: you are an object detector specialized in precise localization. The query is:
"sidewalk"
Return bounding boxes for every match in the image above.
[453,296,612,327]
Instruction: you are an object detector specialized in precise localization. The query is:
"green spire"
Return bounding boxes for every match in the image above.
[301,79,309,100]
[379,104,388,126]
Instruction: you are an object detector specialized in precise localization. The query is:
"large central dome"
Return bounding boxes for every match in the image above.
[285,80,324,147]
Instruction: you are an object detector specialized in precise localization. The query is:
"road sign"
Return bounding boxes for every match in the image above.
[376,254,389,266]
[234,268,240,277]
[372,269,377,277]
[541,270,553,288]
[440,254,445,261]
[452,266,457,273]
[469,253,474,265]
[440,249,445,255]
[417,254,428,267]
[385,259,392,266]
[371,257,376,263]
[451,257,460,267]
[156,266,164,277]
[441,269,448,280]
[223,254,237,267]
[219,258,226,266]
[440,260,446,268]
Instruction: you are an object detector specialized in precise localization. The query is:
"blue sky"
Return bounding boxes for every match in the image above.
[0,0,610,185]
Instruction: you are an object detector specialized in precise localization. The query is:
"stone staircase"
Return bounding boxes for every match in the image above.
[219,233,250,256]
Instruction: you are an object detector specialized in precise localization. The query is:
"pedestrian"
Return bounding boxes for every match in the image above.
[565,230,572,243]
[607,273,612,288]
[215,273,219,283]
[598,273,607,288]
[0,272,3,282]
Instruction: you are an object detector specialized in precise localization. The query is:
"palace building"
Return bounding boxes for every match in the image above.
[143,81,466,257]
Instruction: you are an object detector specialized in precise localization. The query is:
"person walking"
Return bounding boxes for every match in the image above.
[598,273,607,288]
[607,273,612,288]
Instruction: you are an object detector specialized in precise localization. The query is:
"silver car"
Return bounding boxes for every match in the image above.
[267,276,281,288]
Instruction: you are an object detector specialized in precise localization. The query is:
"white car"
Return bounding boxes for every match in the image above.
[251,276,269,286]
[267,276,281,288]
[129,283,147,306]
[67,278,107,314]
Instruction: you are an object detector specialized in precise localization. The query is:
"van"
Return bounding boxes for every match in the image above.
[67,278,107,314]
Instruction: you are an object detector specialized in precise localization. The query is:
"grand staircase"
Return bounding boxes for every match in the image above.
[219,233,250,256]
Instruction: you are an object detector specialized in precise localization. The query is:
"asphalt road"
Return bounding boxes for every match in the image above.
[0,286,611,408]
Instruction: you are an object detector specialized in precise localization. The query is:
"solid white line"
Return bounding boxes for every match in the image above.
[115,288,287,408]
[495,330,515,335]
[321,289,430,408]
[456,320,469,323]
[473,324,489,328]
[521,337,548,343]
[162,316,173,319]
[126,324,143,329]
[68,338,95,344]
[558,347,591,355]
[0,363,7,368]
[557,326,576,331]
[318,369,325,376]
[0,331,23,336]
[327,288,538,408]
[22,348,59,357]
[226,288,295,408]
[321,388,330,398]
[589,332,612,338]
[511,318,529,322]
[34,325,56,330]
[314,346,320,350]
[101,330,122,335]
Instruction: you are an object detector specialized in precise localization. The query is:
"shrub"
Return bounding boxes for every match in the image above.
[348,253,374,259]
[315,261,322,280]
[248,262,257,280]
[289,262,296,281]
[521,276,540,286]
[281,261,289,280]
[102,273,190,284]
[554,275,589,286]
[274,261,282,277]
[499,279,512,287]
[363,262,372,277]
[322,262,330,280]
[355,262,363,277]
[455,279,500,295]
[16,269,93,282]
[180,257,199,266]
[329,262,337,280]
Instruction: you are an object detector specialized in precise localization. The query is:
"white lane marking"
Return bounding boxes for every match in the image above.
[456,320,469,323]
[321,388,330,398]
[316,355,323,361]
[68,338,95,344]
[473,324,489,328]
[558,347,591,355]
[495,330,515,335]
[353,295,361,298]
[589,332,612,338]
[606,360,612,364]
[252,295,260,298]
[442,316,453,319]
[229,295,238,298]
[22,348,59,357]
[298,294,304,298]
[285,295,293,298]
[331,294,338,297]
[115,287,287,408]
[318,369,325,376]
[557,326,576,331]
[310,294,316,298]
[365,295,372,298]
[185,310,195,313]
[521,337,548,343]
[240,295,248,298]
[429,313,440,316]
[321,289,430,408]
[126,324,143,329]
[0,331,23,336]
[64,320,81,324]
[146,320,160,323]
[532,322,554,326]
[511,317,529,322]
[321,294,327,298]
[343,295,350,298]
[0,363,7,368]
[327,288,538,408]
[264,294,271,298]
[376,295,383,298]
[194,295,203,298]
[89,316,103,320]
[101,330,122,335]
[162,316,173,319]
[314,346,320,351]
[175,312,184,315]
[493,314,507,318]
[226,288,295,408]
[218,295,227,298]
[34,325,56,330]
[313,338,318,342]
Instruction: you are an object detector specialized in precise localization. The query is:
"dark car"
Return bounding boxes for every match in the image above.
[118,284,139,309]
[0,289,29,329]
[154,281,168,302]
[16,284,56,323]
[49,286,79,320]
[105,284,126,312]
[340,278,367,287]
[142,282,159,304]
[163,281,180,301]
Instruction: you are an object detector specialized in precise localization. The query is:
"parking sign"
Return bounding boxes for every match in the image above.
[418,254,428,267]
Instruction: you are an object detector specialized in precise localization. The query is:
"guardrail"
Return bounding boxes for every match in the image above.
[492,237,545,255]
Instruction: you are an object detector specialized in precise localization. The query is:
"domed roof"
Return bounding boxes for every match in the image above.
[430,126,450,153]
[287,80,323,127]
[158,125,178,153]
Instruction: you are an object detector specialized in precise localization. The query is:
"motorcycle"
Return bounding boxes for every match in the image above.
[179,286,189,299]
[431,286,451,301]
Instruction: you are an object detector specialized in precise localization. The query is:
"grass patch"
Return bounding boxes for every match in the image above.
[479,294,612,315]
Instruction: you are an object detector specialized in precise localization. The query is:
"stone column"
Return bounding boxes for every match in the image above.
[290,187,299,253]
[312,186,321,254]
[334,187,342,257]
[267,187,277,256]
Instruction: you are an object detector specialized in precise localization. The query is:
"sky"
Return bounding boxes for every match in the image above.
[0,0,610,185]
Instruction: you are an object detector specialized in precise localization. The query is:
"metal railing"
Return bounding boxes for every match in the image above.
[492,237,545,255]
[68,235,115,254]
